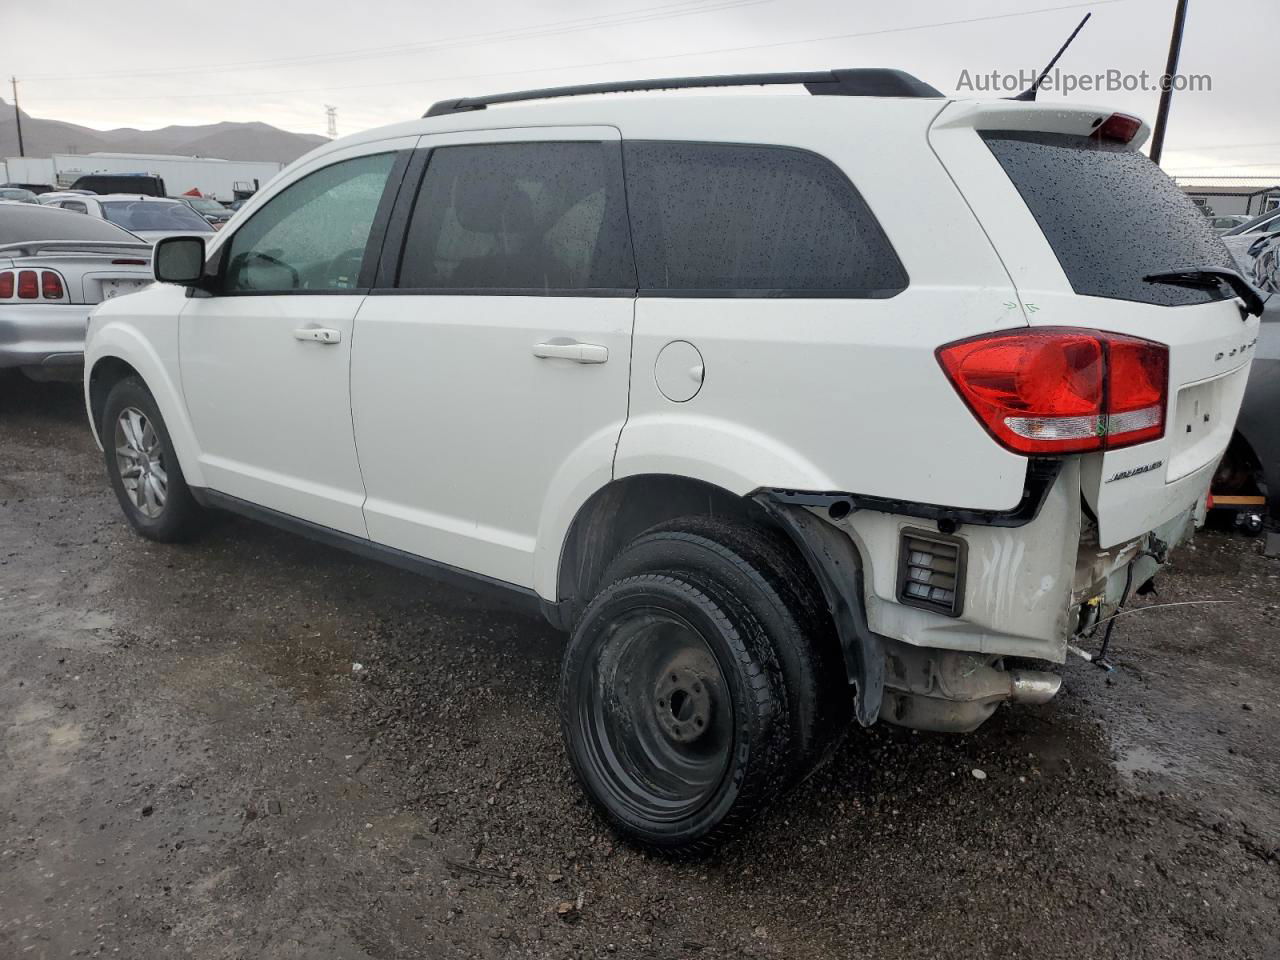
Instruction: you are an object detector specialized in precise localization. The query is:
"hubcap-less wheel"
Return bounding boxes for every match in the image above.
[114,406,168,518]
[579,609,733,823]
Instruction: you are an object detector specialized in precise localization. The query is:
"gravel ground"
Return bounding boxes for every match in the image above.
[2,375,1277,960]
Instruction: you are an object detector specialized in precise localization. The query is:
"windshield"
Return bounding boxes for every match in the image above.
[1225,208,1280,237]
[0,188,38,203]
[183,197,227,213]
[100,200,214,233]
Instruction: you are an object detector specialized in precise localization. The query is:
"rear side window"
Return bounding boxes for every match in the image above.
[398,142,634,293]
[982,131,1235,306]
[623,141,907,297]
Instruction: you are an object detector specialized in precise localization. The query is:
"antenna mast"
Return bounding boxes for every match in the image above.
[1012,13,1092,102]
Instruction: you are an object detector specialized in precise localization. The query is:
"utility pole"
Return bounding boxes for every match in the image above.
[1148,0,1189,166]
[10,76,25,157]
[325,105,338,139]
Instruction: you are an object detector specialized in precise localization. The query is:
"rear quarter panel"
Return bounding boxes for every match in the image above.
[611,96,1032,512]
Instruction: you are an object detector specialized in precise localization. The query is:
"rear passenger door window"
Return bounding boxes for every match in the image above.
[623,141,907,297]
[396,141,634,293]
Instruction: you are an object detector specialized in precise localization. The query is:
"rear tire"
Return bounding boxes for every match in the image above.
[599,516,850,785]
[102,377,205,543]
[560,573,789,852]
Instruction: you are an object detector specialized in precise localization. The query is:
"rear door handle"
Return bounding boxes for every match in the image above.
[533,341,608,364]
[294,327,341,344]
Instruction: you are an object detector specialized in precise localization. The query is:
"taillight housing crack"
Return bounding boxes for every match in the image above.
[937,327,1168,455]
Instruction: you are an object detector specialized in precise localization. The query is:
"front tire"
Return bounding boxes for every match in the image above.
[102,377,204,542]
[559,573,789,852]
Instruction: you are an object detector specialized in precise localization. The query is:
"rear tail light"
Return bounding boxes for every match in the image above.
[17,270,38,299]
[41,270,65,299]
[0,269,70,302]
[1090,112,1142,144]
[937,327,1168,454]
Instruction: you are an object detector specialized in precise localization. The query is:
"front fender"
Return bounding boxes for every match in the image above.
[85,296,205,489]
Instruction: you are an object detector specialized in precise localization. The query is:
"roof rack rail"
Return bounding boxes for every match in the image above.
[424,68,941,117]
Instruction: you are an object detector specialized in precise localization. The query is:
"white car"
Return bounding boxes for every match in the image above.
[44,193,216,243]
[37,190,96,205]
[1223,207,1280,265]
[82,68,1263,850]
[1,203,151,379]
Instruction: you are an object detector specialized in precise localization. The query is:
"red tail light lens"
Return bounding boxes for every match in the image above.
[41,270,65,299]
[17,270,38,299]
[1105,335,1169,446]
[938,328,1168,454]
[0,271,12,298]
[1090,112,1142,144]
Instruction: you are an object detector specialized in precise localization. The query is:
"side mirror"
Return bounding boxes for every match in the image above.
[154,235,206,285]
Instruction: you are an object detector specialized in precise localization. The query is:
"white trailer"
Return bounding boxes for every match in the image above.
[48,153,284,202]
[1,157,58,189]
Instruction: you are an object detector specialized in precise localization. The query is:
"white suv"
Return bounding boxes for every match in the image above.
[83,69,1264,851]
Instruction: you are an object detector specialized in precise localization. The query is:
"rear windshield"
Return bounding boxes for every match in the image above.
[0,204,141,244]
[982,131,1235,307]
[101,200,214,233]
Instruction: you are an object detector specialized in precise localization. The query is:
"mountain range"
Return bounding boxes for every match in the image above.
[0,100,329,164]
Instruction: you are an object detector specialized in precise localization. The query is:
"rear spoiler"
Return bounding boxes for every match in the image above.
[0,239,153,259]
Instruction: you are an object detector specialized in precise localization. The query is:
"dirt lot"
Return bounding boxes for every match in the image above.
[1,374,1277,960]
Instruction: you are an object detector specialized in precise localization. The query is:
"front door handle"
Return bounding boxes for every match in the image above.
[533,341,608,364]
[294,327,341,344]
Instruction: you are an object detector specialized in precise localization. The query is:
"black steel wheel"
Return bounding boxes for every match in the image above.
[560,573,788,852]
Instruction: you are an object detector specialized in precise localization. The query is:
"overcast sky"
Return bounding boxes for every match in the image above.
[1,0,1274,177]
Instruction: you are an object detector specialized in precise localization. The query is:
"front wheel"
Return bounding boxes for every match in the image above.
[102,377,204,542]
[559,573,789,852]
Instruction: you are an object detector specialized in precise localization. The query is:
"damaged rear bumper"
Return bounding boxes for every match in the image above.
[757,458,1203,734]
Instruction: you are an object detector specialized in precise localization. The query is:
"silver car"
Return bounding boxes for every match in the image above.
[0,204,152,380]
[43,193,217,243]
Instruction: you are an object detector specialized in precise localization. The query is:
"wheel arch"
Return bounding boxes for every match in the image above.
[85,330,205,490]
[547,474,772,628]
[545,472,885,726]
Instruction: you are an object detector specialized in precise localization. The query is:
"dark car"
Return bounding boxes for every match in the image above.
[1211,235,1279,537]
[2,182,55,195]
[69,174,167,197]
[172,195,233,225]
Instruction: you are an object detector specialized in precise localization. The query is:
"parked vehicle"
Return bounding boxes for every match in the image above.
[1209,214,1253,233]
[69,174,168,197]
[1224,206,1280,269]
[37,190,97,205]
[172,194,234,227]
[83,68,1263,850]
[45,194,215,242]
[1,181,55,195]
[1,204,151,379]
[0,187,40,204]
[1211,236,1279,532]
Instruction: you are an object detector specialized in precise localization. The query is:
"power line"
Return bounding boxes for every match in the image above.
[22,0,773,83]
[23,0,1126,106]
